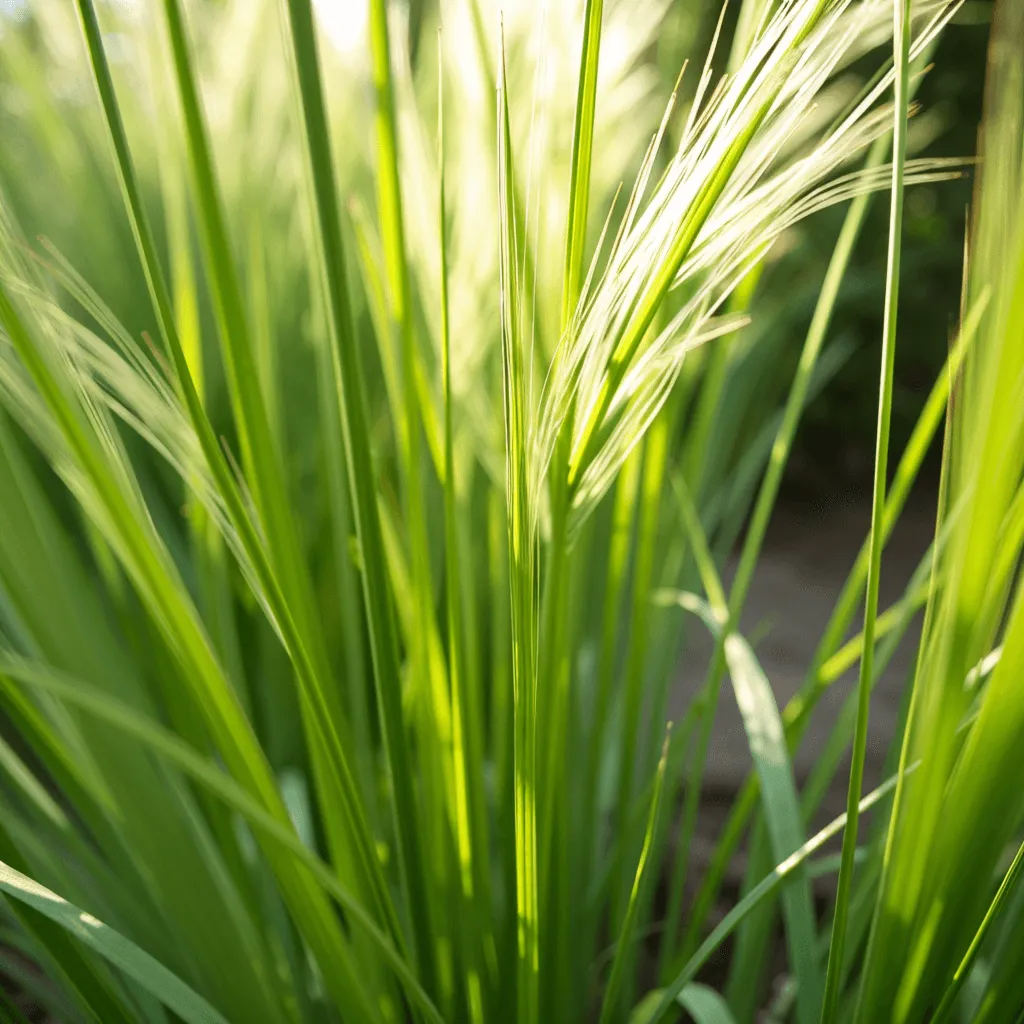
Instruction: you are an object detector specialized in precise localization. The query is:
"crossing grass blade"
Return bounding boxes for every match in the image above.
[0,656,446,1024]
[0,857,230,1024]
[930,835,1024,1024]
[645,770,913,1024]
[0,828,136,1024]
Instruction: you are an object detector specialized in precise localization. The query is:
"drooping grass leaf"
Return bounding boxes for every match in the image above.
[0,656,445,1024]
[0,859,230,1024]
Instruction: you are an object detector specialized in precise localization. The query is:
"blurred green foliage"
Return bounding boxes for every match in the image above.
[793,17,989,479]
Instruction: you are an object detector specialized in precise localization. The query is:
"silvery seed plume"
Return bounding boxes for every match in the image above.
[533,0,962,534]
[0,214,273,636]
[388,0,672,481]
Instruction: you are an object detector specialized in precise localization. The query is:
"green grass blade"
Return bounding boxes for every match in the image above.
[930,835,1024,1024]
[0,827,135,1024]
[599,734,670,1024]
[280,0,436,985]
[613,415,671,940]
[561,0,604,326]
[0,656,446,1024]
[72,0,188,388]
[632,983,739,1024]
[577,446,643,1001]
[368,0,412,338]
[498,39,539,1024]
[646,772,909,1024]
[678,984,741,1024]
[0,859,229,1024]
[720,635,821,1020]
[819,0,912,1014]
[439,54,488,1023]
[657,587,820,1022]
[365,0,448,990]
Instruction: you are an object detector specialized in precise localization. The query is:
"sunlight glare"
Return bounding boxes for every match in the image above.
[313,0,370,56]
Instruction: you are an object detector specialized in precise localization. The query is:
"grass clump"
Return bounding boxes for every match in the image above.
[0,0,1022,1022]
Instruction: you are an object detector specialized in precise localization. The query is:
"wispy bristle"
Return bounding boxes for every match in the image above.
[534,0,961,531]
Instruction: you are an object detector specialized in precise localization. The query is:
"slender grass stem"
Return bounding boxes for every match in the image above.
[613,416,668,939]
[498,47,538,1024]
[599,733,670,1024]
[536,10,607,1002]
[819,0,912,1017]
[562,0,604,328]
[281,0,436,993]
[439,62,487,1024]
[647,771,912,1024]
[536,492,571,1020]
[365,0,446,996]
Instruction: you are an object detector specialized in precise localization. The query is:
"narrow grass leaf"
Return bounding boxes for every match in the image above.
[930,835,1024,1024]
[657,589,821,1022]
[631,983,739,1024]
[561,0,605,325]
[0,657,446,1024]
[498,37,539,1024]
[646,770,909,1024]
[280,0,434,980]
[0,860,229,1024]
[820,0,913,1013]
[599,733,671,1024]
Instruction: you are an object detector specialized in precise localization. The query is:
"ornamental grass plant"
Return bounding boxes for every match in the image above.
[0,0,1022,1021]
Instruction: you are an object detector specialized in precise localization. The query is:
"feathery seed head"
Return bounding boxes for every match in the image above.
[533,0,961,533]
